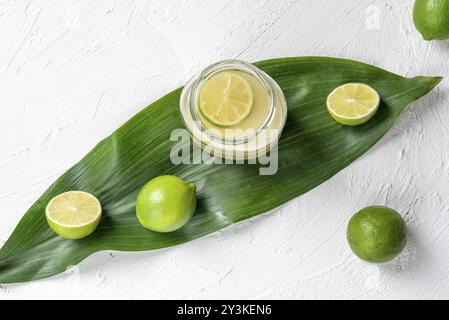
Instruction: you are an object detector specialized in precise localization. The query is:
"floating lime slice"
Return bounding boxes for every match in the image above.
[199,71,254,127]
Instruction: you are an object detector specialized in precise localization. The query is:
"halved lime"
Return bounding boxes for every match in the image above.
[45,191,102,239]
[199,71,254,127]
[327,83,380,126]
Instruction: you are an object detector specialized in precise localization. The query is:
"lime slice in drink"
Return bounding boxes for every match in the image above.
[199,71,254,127]
[46,191,102,239]
[326,83,380,126]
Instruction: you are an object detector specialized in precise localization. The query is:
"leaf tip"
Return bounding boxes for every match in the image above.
[424,76,444,88]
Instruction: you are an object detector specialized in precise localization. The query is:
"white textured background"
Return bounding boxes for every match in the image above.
[0,0,448,300]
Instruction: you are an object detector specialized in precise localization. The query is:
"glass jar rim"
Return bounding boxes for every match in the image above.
[187,60,276,146]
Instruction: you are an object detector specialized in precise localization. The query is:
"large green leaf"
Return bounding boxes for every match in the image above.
[0,57,441,284]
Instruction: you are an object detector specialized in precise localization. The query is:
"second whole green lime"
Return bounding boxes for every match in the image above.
[413,0,449,40]
[136,175,197,233]
[347,206,407,263]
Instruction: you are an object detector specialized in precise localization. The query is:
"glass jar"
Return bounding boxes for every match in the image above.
[180,60,287,160]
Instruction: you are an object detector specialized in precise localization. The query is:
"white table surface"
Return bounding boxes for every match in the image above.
[1,0,448,300]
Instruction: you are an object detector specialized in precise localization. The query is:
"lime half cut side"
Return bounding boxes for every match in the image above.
[46,191,102,239]
[327,83,380,126]
[199,71,254,127]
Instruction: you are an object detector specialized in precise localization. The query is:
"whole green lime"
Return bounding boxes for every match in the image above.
[136,175,196,233]
[347,206,407,263]
[413,0,449,40]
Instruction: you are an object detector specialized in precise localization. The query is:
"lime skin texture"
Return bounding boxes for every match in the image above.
[46,216,101,240]
[413,0,449,40]
[136,175,197,233]
[328,111,377,127]
[347,206,407,263]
